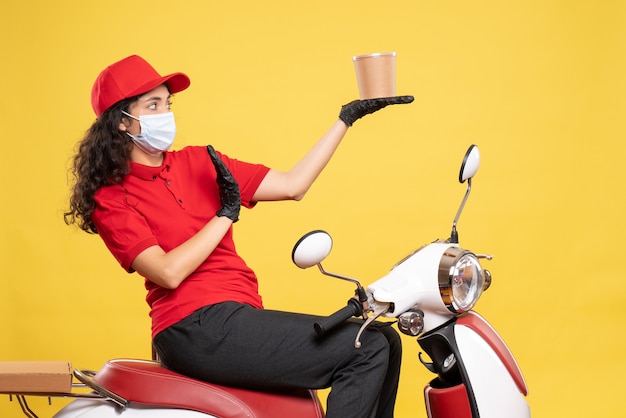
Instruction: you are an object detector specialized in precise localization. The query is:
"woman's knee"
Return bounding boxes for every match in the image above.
[359,327,392,364]
[378,324,402,358]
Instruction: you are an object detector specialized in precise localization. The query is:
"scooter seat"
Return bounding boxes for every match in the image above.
[92,359,325,418]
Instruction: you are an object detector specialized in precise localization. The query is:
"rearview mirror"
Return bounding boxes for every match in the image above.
[291,230,333,269]
[459,145,480,183]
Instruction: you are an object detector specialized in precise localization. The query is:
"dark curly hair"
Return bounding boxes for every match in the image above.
[64,97,138,233]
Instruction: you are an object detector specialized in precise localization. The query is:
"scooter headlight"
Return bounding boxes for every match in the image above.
[439,247,485,313]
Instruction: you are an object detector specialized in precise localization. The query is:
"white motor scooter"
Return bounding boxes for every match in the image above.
[3,145,529,418]
[291,144,530,418]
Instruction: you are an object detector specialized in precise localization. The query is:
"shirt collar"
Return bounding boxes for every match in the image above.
[129,153,171,181]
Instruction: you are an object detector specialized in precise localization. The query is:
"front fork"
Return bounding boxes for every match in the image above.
[418,317,476,418]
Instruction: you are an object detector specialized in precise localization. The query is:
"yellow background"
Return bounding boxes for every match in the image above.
[1,0,624,417]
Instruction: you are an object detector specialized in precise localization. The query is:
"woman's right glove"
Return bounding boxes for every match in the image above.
[339,95,414,126]
[207,145,241,223]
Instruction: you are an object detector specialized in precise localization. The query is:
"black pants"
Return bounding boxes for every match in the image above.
[153,302,401,418]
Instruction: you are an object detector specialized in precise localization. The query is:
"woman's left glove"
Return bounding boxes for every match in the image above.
[207,145,241,223]
[339,95,414,126]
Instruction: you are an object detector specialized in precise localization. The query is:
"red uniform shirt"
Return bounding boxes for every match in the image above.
[92,146,271,337]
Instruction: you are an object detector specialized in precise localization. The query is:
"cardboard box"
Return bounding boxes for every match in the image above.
[0,361,72,393]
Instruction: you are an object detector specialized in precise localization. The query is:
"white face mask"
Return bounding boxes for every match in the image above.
[122,111,177,156]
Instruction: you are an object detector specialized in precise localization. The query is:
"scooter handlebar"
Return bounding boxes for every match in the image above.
[314,298,363,336]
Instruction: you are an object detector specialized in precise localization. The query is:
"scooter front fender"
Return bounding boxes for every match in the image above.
[454,312,529,418]
[421,312,530,418]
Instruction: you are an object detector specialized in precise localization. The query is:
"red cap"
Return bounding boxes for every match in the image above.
[91,55,190,116]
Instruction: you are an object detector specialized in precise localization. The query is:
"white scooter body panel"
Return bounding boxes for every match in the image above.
[367,242,455,332]
[53,399,215,418]
[455,316,530,418]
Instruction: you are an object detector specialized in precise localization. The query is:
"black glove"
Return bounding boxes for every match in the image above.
[207,145,241,223]
[339,95,414,126]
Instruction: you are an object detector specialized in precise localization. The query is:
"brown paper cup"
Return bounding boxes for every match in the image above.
[353,52,397,99]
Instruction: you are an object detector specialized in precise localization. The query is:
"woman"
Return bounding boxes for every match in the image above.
[65,55,413,418]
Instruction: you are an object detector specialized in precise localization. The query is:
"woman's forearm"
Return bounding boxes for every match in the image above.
[130,215,234,289]
[254,119,349,201]
[288,120,349,199]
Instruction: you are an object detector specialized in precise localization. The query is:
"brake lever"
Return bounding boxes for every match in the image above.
[354,302,390,349]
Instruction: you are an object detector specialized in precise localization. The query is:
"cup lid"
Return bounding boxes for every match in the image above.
[352,52,396,61]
